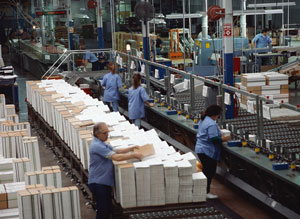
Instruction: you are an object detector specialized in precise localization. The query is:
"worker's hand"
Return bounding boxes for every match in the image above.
[131,145,140,151]
[149,103,154,107]
[132,152,144,160]
[222,135,231,142]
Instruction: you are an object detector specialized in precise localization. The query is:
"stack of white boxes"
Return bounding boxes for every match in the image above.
[13,158,31,182]
[192,172,207,202]
[17,184,81,219]
[237,72,290,115]
[118,163,137,208]
[163,160,179,204]
[149,158,165,206]
[25,166,62,188]
[0,182,25,210]
[133,162,151,207]
[177,159,193,203]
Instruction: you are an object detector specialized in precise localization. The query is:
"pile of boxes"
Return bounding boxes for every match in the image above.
[236,72,289,113]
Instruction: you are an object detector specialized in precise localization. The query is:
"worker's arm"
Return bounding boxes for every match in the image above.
[140,87,154,107]
[251,34,259,48]
[111,152,143,161]
[116,146,139,154]
[83,59,88,68]
[208,125,231,145]
[144,101,154,107]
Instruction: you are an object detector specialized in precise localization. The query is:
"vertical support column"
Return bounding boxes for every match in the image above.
[31,0,35,18]
[240,0,247,38]
[128,55,132,87]
[202,0,208,40]
[190,75,195,112]
[255,95,261,141]
[145,62,150,94]
[67,0,74,50]
[259,99,264,140]
[142,0,150,60]
[222,0,234,119]
[110,0,115,50]
[166,69,171,105]
[40,0,46,46]
[97,0,104,49]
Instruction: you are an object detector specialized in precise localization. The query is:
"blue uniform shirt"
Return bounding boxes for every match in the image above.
[83,52,98,63]
[195,116,222,161]
[101,73,122,102]
[128,86,149,120]
[88,137,115,187]
[252,33,272,48]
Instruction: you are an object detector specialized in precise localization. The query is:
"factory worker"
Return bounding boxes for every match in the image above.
[251,28,272,49]
[128,73,154,128]
[195,105,231,199]
[88,122,143,219]
[101,62,122,112]
[81,44,99,71]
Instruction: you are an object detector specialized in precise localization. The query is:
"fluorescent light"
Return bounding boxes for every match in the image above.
[166,13,203,19]
[233,9,283,16]
[248,2,296,8]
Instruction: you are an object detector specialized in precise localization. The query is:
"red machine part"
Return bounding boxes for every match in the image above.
[88,0,97,9]
[207,5,225,21]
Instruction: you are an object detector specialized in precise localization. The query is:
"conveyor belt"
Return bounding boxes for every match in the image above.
[118,90,300,218]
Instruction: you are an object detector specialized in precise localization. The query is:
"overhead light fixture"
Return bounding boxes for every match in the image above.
[166,13,203,19]
[248,2,296,8]
[233,9,283,16]
[33,25,36,30]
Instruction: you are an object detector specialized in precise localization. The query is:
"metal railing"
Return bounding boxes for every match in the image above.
[115,50,300,143]
[41,49,113,80]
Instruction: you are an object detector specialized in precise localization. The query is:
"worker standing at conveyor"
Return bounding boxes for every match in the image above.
[88,122,143,219]
[251,28,272,65]
[195,105,231,199]
[101,62,122,112]
[251,28,272,49]
[128,74,154,128]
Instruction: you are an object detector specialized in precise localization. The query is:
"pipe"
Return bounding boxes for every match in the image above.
[240,0,247,38]
[202,0,208,39]
[40,0,46,45]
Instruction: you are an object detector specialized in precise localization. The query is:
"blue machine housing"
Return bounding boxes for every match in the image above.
[192,37,249,76]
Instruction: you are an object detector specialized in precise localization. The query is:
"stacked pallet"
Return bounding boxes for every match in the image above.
[26,80,208,209]
[236,72,289,114]
[0,182,25,210]
[25,166,62,188]
[18,185,81,219]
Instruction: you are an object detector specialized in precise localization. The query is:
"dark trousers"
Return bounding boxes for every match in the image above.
[197,153,217,193]
[88,183,112,219]
[92,61,99,71]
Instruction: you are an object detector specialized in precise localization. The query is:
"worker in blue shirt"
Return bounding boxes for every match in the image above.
[101,62,122,112]
[128,74,154,128]
[81,44,99,71]
[251,28,272,48]
[195,105,230,199]
[88,122,143,219]
[251,29,272,66]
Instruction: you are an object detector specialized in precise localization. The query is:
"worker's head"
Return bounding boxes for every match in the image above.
[262,28,269,36]
[201,104,222,121]
[80,44,86,50]
[93,122,109,142]
[132,73,142,89]
[108,62,116,74]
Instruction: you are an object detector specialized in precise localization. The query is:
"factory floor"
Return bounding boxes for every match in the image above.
[6,54,297,218]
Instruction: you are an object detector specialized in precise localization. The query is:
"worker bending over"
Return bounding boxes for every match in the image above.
[88,122,143,219]
[101,62,122,112]
[128,74,154,128]
[195,105,231,199]
[81,44,99,71]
